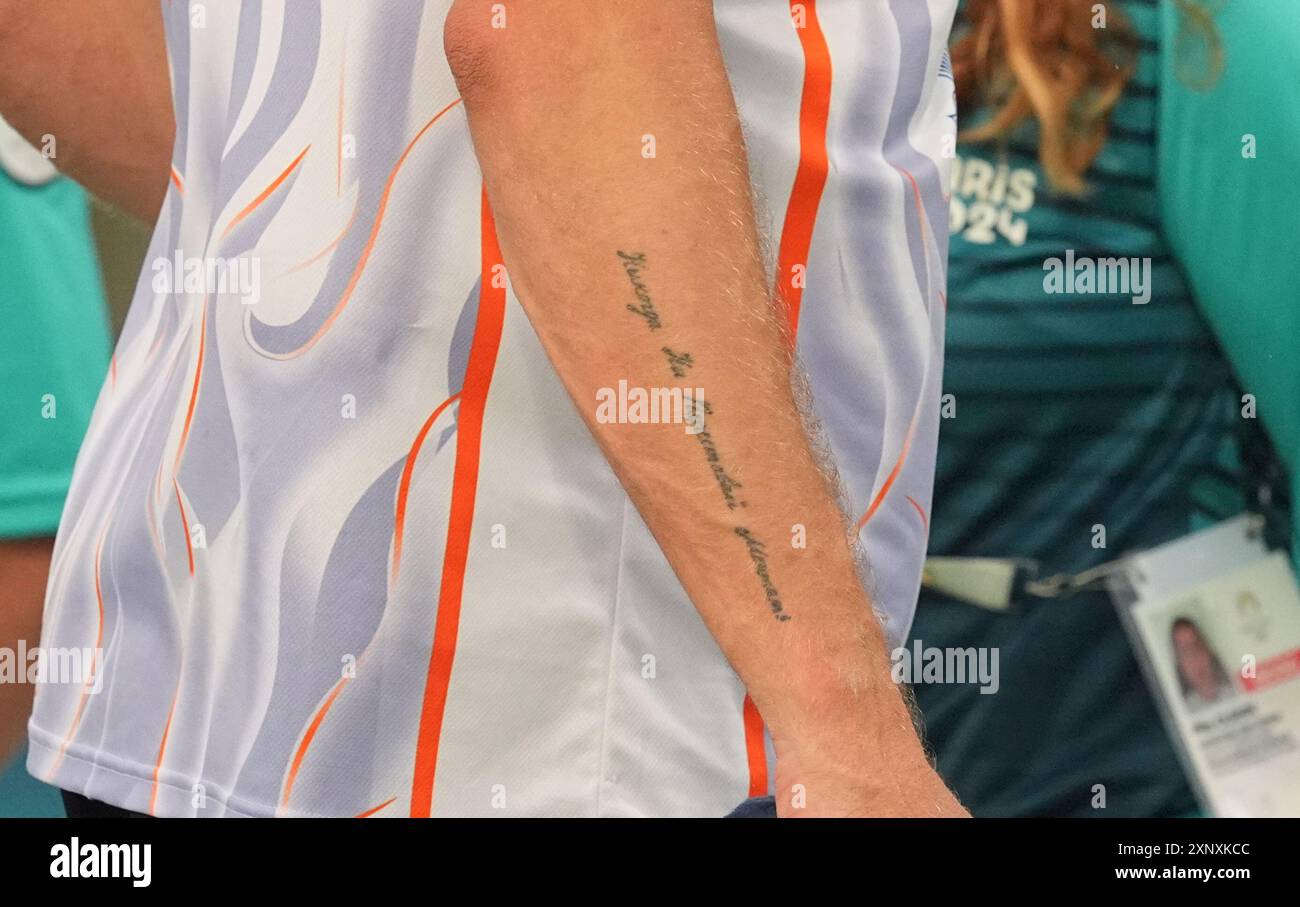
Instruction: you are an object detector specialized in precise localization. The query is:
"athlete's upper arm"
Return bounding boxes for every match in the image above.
[0,0,172,221]
[444,0,719,97]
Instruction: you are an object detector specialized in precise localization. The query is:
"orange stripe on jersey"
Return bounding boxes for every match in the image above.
[172,295,208,475]
[853,163,932,532]
[409,186,507,817]
[742,694,769,798]
[53,524,110,772]
[774,0,833,342]
[892,163,938,301]
[355,797,396,818]
[172,478,195,575]
[896,164,927,228]
[741,0,835,798]
[148,687,180,815]
[220,144,311,241]
[906,495,929,532]
[281,673,351,811]
[170,165,185,195]
[856,422,916,532]
[391,392,462,584]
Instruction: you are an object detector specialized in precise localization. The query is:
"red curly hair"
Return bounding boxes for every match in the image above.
[950,0,1138,194]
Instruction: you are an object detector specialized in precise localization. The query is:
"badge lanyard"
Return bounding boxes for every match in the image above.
[922,514,1271,612]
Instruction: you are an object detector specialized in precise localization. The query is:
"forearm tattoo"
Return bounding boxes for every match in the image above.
[616,249,790,622]
[617,251,663,330]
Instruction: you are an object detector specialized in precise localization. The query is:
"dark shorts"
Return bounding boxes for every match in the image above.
[61,789,152,819]
[62,787,775,818]
[724,796,777,818]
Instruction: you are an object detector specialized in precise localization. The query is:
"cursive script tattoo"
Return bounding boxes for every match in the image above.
[683,396,745,510]
[613,248,789,621]
[735,526,790,621]
[662,346,694,378]
[617,250,662,331]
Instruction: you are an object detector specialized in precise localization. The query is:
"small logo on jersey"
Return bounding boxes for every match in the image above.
[151,250,262,306]
[1043,249,1152,305]
[595,380,707,435]
[50,838,151,888]
[0,642,103,693]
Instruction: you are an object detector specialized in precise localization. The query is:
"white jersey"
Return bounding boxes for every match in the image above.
[29,0,956,817]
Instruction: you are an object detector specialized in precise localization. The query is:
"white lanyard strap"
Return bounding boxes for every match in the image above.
[921,555,1133,612]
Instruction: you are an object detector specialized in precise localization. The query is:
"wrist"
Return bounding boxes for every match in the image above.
[760,655,929,774]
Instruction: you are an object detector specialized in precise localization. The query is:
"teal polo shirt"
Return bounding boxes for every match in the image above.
[0,165,111,538]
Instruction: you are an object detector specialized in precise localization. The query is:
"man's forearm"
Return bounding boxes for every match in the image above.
[445,0,958,814]
[0,0,172,221]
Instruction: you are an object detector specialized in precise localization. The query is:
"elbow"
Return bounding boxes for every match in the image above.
[443,0,508,103]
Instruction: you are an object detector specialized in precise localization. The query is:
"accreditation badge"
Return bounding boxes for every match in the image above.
[1109,515,1300,817]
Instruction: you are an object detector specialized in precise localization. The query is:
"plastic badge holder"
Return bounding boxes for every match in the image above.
[1109,515,1300,817]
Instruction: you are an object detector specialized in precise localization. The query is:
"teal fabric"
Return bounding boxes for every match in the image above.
[0,747,61,817]
[909,0,1243,817]
[0,172,111,538]
[1157,0,1300,565]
